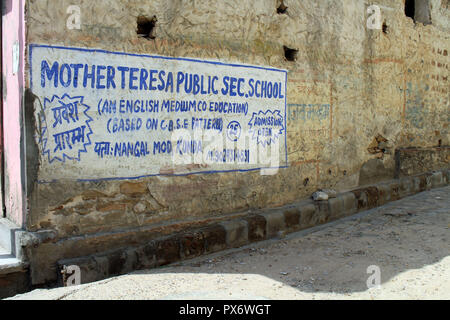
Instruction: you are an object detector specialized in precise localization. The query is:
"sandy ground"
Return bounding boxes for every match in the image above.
[8,186,450,300]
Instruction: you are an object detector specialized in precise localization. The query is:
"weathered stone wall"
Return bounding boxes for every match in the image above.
[22,0,449,283]
[395,146,450,176]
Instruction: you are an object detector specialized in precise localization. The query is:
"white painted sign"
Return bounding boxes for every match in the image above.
[30,44,287,181]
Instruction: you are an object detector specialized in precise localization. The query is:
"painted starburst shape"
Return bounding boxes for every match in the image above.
[248,109,285,147]
[39,94,93,163]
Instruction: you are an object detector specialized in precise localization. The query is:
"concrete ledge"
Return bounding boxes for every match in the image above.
[261,211,286,238]
[0,269,30,299]
[202,224,228,254]
[314,201,330,225]
[0,218,20,255]
[19,168,450,288]
[430,171,445,188]
[377,182,391,205]
[399,176,414,198]
[244,215,267,242]
[329,192,357,220]
[298,203,316,229]
[0,258,27,275]
[219,219,248,248]
[282,207,301,233]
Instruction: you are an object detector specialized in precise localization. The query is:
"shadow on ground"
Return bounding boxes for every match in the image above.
[130,186,450,298]
[8,186,450,299]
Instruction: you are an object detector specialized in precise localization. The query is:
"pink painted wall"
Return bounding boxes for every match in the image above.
[2,0,26,227]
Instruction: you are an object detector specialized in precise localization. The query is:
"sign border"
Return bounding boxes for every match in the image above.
[29,44,289,183]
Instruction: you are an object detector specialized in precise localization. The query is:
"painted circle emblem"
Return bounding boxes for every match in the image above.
[226,121,241,142]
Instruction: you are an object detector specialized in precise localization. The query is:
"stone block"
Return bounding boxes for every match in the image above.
[180,231,205,259]
[119,182,148,197]
[329,192,356,220]
[377,183,392,205]
[261,210,286,238]
[399,176,414,198]
[219,219,248,248]
[155,236,181,266]
[244,215,267,242]
[352,188,369,211]
[389,182,401,201]
[202,224,227,253]
[135,243,157,270]
[283,207,301,232]
[299,203,316,229]
[313,201,330,224]
[430,171,445,188]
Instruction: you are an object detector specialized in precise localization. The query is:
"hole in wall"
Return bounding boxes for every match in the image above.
[404,0,432,25]
[405,0,415,20]
[303,177,309,186]
[343,170,347,176]
[438,139,442,147]
[328,169,332,175]
[277,1,288,14]
[382,21,388,33]
[283,46,298,62]
[137,15,157,39]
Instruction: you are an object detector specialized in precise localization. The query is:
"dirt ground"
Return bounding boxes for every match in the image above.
[9,186,450,300]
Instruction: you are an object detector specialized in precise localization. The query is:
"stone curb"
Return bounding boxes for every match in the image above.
[57,169,449,286]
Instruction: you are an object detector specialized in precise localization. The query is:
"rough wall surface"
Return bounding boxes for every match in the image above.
[22,0,449,283]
